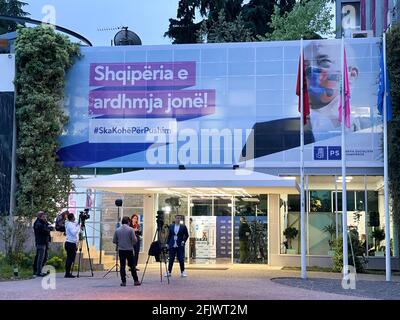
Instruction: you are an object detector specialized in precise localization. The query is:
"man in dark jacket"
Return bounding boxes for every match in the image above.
[166,215,189,277]
[33,211,53,277]
[238,216,251,263]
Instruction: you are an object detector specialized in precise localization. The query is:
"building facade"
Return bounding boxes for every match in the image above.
[61,38,397,270]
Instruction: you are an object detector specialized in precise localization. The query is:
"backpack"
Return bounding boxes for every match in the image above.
[55,213,66,232]
[148,241,161,262]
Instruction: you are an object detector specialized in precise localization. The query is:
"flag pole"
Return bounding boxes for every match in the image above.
[300,38,307,279]
[341,36,349,280]
[383,32,391,282]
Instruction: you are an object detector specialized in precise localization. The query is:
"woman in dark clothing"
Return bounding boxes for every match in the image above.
[130,214,142,271]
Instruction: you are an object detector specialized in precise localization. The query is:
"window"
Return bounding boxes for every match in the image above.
[310,191,332,213]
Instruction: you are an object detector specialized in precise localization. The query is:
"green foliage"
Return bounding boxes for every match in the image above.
[260,0,334,41]
[165,0,296,43]
[197,9,253,43]
[372,227,385,251]
[14,25,80,220]
[0,215,29,265]
[322,223,336,250]
[332,232,364,273]
[0,0,29,34]
[387,25,400,264]
[283,226,298,249]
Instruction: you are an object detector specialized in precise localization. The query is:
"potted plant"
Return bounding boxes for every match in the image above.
[322,223,336,256]
[283,226,298,254]
[372,228,385,256]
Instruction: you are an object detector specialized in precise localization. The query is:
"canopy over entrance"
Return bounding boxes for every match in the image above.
[73,169,299,195]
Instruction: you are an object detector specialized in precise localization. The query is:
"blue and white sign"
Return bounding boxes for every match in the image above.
[59,39,383,169]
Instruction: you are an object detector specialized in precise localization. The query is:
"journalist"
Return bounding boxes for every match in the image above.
[165,215,189,278]
[113,216,141,287]
[33,211,53,277]
[64,213,82,278]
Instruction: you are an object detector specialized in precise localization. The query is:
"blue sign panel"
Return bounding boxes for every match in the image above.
[328,146,342,160]
[314,146,328,160]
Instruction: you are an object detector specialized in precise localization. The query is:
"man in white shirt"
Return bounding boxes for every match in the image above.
[64,213,82,278]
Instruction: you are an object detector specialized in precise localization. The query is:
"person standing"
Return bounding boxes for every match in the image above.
[165,215,189,277]
[189,218,196,260]
[64,213,81,278]
[130,214,142,271]
[33,211,53,277]
[113,216,141,287]
[238,216,251,263]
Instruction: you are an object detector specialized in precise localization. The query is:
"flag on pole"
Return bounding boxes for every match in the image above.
[338,48,351,128]
[378,49,393,121]
[86,189,93,208]
[296,52,310,125]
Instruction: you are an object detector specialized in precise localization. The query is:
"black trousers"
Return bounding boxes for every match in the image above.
[65,242,77,276]
[33,244,48,275]
[168,246,185,273]
[119,250,139,283]
[133,240,140,267]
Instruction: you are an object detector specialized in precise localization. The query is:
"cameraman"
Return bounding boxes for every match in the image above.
[64,213,82,278]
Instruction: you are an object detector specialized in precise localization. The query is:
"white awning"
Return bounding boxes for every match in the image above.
[73,169,299,195]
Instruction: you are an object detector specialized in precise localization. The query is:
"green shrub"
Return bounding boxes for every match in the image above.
[46,256,64,270]
[332,232,365,273]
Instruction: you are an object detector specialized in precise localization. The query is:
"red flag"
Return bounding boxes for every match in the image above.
[296,53,310,125]
[338,48,351,128]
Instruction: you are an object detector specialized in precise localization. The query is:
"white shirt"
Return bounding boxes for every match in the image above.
[65,220,81,244]
[174,224,180,235]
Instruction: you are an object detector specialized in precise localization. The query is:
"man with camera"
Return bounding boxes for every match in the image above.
[64,212,82,278]
[113,216,141,287]
[33,211,54,277]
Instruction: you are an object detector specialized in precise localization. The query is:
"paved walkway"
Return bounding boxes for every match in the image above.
[0,265,399,300]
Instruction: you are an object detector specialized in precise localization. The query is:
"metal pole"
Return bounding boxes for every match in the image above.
[364,175,369,257]
[300,38,307,279]
[383,32,391,281]
[341,37,349,280]
[335,175,339,239]
[306,174,309,266]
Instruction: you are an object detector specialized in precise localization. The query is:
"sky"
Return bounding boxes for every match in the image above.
[26,0,182,46]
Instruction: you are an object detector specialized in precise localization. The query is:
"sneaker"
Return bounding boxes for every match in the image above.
[64,274,76,278]
[120,282,126,287]
[181,271,188,277]
[134,281,141,286]
[36,273,47,277]
[164,272,171,277]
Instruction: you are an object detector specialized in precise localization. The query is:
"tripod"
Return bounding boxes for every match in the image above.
[103,201,122,277]
[141,223,170,285]
[76,221,94,278]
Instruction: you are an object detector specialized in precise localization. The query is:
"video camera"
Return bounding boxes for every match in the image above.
[156,210,164,230]
[79,208,90,224]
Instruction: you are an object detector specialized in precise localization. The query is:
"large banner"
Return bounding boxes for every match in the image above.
[59,38,383,168]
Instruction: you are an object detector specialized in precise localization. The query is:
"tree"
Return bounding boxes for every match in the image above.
[260,0,334,41]
[0,0,29,34]
[241,0,296,38]
[165,0,297,43]
[387,25,400,262]
[197,9,253,43]
[14,26,80,220]
[164,0,201,44]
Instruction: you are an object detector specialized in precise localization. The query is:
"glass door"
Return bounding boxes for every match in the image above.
[188,195,233,265]
[233,195,268,264]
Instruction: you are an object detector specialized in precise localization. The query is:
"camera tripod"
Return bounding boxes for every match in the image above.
[103,222,120,278]
[76,220,94,278]
[141,224,170,285]
[103,199,122,278]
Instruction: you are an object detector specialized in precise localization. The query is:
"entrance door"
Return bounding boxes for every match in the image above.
[188,195,233,265]
[234,195,268,264]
